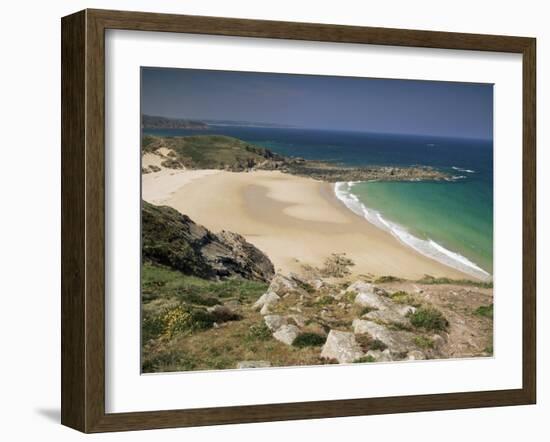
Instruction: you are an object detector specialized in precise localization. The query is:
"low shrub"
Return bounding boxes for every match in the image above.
[475,304,494,319]
[293,332,326,348]
[245,323,272,342]
[353,355,376,363]
[414,336,434,349]
[408,307,448,331]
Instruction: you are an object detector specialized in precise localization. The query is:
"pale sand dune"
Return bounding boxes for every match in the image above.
[143,169,473,280]
[142,169,220,205]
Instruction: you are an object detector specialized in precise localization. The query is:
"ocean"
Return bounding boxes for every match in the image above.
[144,126,493,279]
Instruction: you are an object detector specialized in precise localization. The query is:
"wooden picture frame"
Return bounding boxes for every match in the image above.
[61,8,536,433]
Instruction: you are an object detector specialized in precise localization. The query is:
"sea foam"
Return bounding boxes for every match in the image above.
[452,166,475,173]
[334,182,491,281]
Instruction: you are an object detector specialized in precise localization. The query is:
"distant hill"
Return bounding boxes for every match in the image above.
[142,114,209,130]
[142,134,285,171]
[141,134,451,181]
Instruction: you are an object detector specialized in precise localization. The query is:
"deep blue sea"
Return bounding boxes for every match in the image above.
[144,126,493,279]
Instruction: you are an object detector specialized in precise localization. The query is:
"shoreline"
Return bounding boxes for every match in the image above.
[142,168,483,281]
[333,181,491,281]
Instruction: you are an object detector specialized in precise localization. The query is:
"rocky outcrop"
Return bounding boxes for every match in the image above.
[321,330,364,363]
[353,319,419,355]
[273,324,300,346]
[253,291,280,313]
[142,201,275,281]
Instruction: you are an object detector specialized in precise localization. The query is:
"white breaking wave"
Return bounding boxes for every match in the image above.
[334,182,491,281]
[452,166,475,173]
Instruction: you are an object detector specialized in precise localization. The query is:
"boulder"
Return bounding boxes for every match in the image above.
[206,304,239,321]
[407,350,426,360]
[273,324,300,346]
[287,314,307,328]
[393,304,417,316]
[236,361,271,369]
[348,282,392,310]
[321,330,364,364]
[263,314,287,332]
[268,274,304,295]
[253,291,280,311]
[353,319,418,354]
[366,349,393,362]
[364,309,411,327]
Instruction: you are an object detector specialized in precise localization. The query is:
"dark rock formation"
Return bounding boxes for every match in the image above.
[142,201,274,282]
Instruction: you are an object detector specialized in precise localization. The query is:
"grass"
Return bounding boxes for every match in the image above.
[414,336,434,349]
[314,295,335,306]
[369,339,388,351]
[141,135,281,171]
[245,322,272,342]
[142,262,268,305]
[418,274,493,289]
[292,332,326,348]
[374,275,404,284]
[389,290,421,307]
[408,307,449,331]
[359,306,377,316]
[353,355,376,363]
[474,304,494,319]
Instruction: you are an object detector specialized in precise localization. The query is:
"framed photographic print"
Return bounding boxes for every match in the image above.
[61,9,536,433]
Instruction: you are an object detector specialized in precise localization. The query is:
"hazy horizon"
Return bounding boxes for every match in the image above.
[142,67,494,140]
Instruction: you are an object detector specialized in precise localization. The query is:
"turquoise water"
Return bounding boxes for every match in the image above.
[145,127,493,278]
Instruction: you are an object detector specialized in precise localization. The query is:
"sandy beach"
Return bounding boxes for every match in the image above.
[142,168,474,280]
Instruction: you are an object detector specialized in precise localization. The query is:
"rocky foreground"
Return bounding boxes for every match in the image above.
[235,272,493,366]
[142,266,493,372]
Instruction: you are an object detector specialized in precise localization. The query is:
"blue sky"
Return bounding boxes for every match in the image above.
[141,67,493,140]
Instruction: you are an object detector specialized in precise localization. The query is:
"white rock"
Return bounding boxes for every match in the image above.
[321,330,364,363]
[366,349,393,362]
[349,282,392,310]
[236,361,271,369]
[273,324,300,346]
[253,291,280,311]
[268,274,301,295]
[407,350,426,360]
[287,314,306,328]
[364,308,411,327]
[352,319,417,354]
[263,315,287,332]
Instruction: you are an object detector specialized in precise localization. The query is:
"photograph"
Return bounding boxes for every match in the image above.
[140,67,494,373]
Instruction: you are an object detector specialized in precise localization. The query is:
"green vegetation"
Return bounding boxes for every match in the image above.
[314,295,335,306]
[375,275,404,284]
[369,339,388,351]
[475,304,494,319]
[408,307,449,331]
[389,290,421,307]
[418,275,493,289]
[142,134,282,170]
[142,262,268,305]
[359,306,377,316]
[353,355,376,363]
[414,336,434,349]
[293,332,326,348]
[245,323,272,342]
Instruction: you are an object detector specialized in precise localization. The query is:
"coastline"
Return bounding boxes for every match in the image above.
[334,181,491,281]
[142,168,482,281]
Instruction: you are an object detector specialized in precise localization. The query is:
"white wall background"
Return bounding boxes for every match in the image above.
[0,0,546,440]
